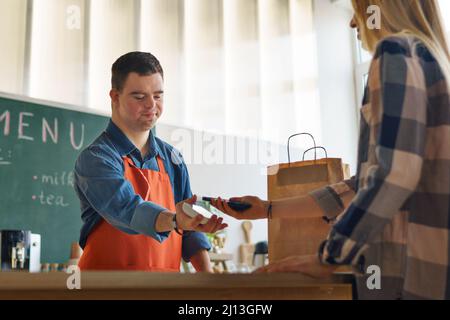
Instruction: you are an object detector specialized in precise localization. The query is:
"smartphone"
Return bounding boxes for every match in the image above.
[182,203,213,224]
[201,197,252,211]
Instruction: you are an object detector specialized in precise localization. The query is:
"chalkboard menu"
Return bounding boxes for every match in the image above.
[0,94,109,263]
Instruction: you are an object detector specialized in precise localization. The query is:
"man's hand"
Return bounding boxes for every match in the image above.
[176,195,228,234]
[253,254,338,279]
[210,196,269,220]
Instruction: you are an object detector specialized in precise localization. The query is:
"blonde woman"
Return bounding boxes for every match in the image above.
[212,0,450,299]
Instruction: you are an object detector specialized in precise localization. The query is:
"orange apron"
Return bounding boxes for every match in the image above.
[78,156,182,271]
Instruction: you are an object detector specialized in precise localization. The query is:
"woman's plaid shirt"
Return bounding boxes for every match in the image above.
[311,36,450,299]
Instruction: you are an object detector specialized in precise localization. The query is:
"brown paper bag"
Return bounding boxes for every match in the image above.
[267,134,350,262]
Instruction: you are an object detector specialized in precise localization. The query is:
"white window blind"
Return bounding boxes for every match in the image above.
[87,0,137,110]
[29,0,86,106]
[0,0,27,95]
[0,0,322,147]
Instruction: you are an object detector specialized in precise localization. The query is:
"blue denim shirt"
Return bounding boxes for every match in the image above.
[74,120,211,262]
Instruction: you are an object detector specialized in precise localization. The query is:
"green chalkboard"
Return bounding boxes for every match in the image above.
[0,94,109,264]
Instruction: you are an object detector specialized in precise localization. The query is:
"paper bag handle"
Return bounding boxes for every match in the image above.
[287,133,316,165]
[302,146,328,162]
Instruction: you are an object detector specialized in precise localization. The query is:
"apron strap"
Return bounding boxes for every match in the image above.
[123,156,134,167]
[156,156,167,174]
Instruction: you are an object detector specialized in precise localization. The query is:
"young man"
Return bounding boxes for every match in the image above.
[74,52,227,272]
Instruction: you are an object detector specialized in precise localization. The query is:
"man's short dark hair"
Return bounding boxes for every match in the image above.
[111,51,164,92]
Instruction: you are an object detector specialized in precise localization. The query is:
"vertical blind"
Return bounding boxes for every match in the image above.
[4,0,448,145]
[0,0,322,146]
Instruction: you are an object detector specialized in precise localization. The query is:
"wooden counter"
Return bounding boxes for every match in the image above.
[0,271,354,300]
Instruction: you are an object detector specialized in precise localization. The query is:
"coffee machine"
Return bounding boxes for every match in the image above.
[0,230,41,272]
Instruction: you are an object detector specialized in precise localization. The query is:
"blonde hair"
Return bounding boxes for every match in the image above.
[351,0,450,86]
